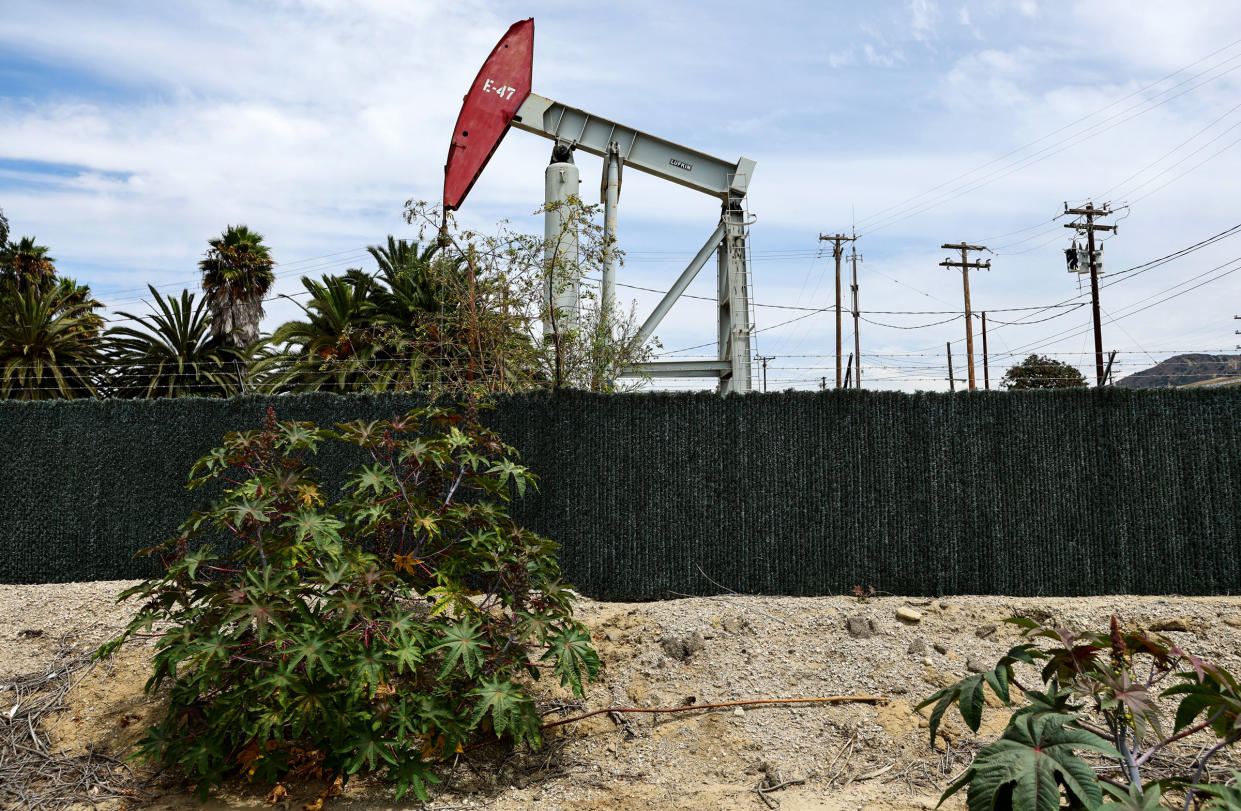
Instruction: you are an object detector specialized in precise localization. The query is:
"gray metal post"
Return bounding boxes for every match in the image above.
[717,199,752,394]
[601,144,621,326]
[543,143,580,340]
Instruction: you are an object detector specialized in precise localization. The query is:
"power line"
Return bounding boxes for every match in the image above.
[927,220,1241,355]
[1096,99,1241,200]
[855,33,1241,228]
[1001,255,1241,358]
[1127,131,1241,204]
[860,313,962,329]
[91,248,374,309]
[850,40,1241,236]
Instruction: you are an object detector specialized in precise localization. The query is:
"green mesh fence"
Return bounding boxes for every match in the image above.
[2,388,1240,598]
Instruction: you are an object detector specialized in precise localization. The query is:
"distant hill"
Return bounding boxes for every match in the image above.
[1115,353,1241,388]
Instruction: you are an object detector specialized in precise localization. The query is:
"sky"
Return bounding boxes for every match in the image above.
[3,0,1241,392]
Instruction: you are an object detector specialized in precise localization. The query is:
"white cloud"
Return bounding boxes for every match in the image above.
[827,49,856,68]
[863,43,901,68]
[910,0,939,40]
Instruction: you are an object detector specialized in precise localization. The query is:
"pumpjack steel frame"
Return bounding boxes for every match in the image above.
[443,18,756,393]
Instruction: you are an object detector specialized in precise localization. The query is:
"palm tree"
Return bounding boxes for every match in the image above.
[198,225,275,349]
[258,273,384,393]
[366,238,449,319]
[104,285,241,399]
[261,234,543,394]
[0,281,104,399]
[366,235,541,392]
[0,236,57,291]
[366,236,439,280]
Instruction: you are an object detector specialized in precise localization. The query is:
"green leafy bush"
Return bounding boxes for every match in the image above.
[919,617,1241,810]
[99,405,598,801]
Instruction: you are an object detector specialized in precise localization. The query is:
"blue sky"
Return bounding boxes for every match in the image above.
[3,1,1241,391]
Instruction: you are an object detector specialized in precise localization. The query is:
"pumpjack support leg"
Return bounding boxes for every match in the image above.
[717,198,752,394]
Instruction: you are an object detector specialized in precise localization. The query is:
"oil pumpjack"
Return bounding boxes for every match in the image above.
[442,18,756,393]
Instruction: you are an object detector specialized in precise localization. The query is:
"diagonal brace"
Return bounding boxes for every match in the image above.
[635,221,727,346]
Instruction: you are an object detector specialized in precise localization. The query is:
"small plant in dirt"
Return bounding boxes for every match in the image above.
[99,405,598,802]
[918,616,1241,810]
[851,585,876,604]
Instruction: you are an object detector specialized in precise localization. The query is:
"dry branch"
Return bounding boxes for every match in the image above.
[0,633,141,810]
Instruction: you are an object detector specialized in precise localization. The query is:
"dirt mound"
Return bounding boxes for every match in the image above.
[4,582,1241,810]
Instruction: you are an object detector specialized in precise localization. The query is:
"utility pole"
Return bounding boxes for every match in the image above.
[757,354,775,392]
[1103,350,1117,386]
[939,243,990,390]
[946,341,955,392]
[820,376,826,391]
[850,235,862,388]
[981,311,990,390]
[1064,202,1116,386]
[843,354,853,388]
[819,233,855,388]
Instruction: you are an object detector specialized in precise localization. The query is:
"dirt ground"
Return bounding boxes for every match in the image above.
[4,581,1241,811]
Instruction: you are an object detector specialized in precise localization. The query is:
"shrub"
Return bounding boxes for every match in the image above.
[918,616,1241,810]
[99,404,598,801]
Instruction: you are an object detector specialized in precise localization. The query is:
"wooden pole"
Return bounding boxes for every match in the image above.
[947,341,955,392]
[1087,212,1104,386]
[939,243,990,391]
[757,354,775,392]
[819,233,855,388]
[1103,350,1117,386]
[851,240,861,388]
[1063,204,1116,387]
[961,246,975,389]
[981,311,990,390]
[835,242,843,388]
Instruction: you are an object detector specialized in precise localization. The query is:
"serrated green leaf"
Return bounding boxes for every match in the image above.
[348,463,396,496]
[983,667,1011,705]
[540,624,600,696]
[1193,769,1241,810]
[944,713,1118,811]
[1097,780,1168,809]
[390,629,424,675]
[344,728,398,773]
[391,756,441,802]
[960,675,985,731]
[487,459,529,498]
[429,618,484,679]
[1002,642,1041,666]
[423,585,459,619]
[281,508,344,545]
[924,691,955,746]
[467,676,539,743]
